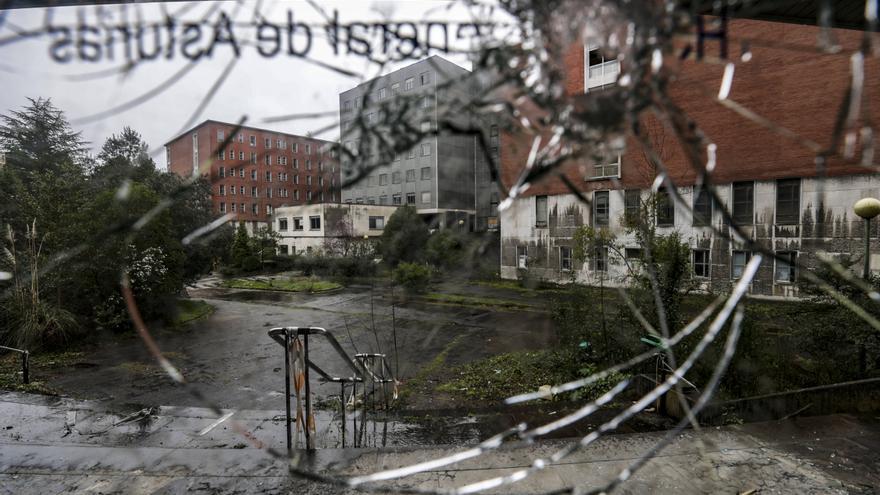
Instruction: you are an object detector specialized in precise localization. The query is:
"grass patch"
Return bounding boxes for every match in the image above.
[173,299,214,326]
[474,279,563,294]
[222,277,342,293]
[437,350,625,402]
[421,293,538,311]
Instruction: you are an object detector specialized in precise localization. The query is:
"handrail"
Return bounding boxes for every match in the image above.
[0,345,29,384]
[267,326,397,452]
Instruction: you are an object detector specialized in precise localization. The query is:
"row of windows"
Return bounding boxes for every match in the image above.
[342,98,435,130]
[341,72,433,112]
[342,141,433,159]
[520,245,797,282]
[219,191,335,214]
[355,167,432,187]
[216,152,330,171]
[277,216,321,231]
[215,130,316,154]
[277,215,385,232]
[219,185,322,198]
[218,167,334,186]
[346,191,431,206]
[534,179,803,228]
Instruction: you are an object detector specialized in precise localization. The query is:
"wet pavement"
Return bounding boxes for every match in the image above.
[2,390,879,494]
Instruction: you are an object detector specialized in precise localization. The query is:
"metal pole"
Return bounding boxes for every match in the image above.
[340,382,346,448]
[22,351,29,385]
[283,331,292,453]
[865,217,872,279]
[304,332,313,451]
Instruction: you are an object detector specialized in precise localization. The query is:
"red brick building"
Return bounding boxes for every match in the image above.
[497,17,880,297]
[165,120,340,230]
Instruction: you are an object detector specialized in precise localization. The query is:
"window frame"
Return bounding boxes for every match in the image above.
[535,195,548,228]
[775,178,801,225]
[775,251,797,283]
[732,181,755,225]
[693,249,710,278]
[731,250,752,279]
[593,190,610,227]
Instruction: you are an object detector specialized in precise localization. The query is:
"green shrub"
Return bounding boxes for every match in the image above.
[240,255,260,272]
[393,262,432,293]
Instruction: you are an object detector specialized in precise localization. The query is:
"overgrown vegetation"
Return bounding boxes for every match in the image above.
[221,277,341,293]
[0,99,228,349]
[438,349,626,402]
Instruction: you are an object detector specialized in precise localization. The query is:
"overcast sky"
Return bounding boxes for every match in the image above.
[0,1,503,168]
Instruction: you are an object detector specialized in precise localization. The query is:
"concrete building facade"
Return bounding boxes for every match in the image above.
[272,203,399,255]
[498,18,880,297]
[338,56,497,231]
[165,120,340,232]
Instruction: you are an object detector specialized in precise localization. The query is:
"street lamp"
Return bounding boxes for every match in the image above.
[854,197,880,279]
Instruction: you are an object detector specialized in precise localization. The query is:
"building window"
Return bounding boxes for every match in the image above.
[731,250,751,279]
[293,217,303,230]
[421,167,431,180]
[238,133,244,143]
[306,176,312,186]
[421,191,431,204]
[589,154,620,179]
[392,171,402,184]
[307,191,312,201]
[294,190,300,200]
[420,142,432,156]
[230,186,237,196]
[732,181,754,224]
[266,171,272,182]
[391,82,400,94]
[249,135,256,146]
[266,187,272,198]
[776,178,800,225]
[392,193,402,205]
[219,185,225,196]
[624,189,641,224]
[560,246,572,271]
[406,169,416,182]
[220,202,226,213]
[265,154,272,165]
[517,245,528,268]
[379,174,388,186]
[343,100,351,113]
[240,186,245,195]
[219,166,225,177]
[693,249,710,278]
[218,150,225,160]
[305,144,311,155]
[656,190,674,227]
[278,217,288,231]
[379,195,388,205]
[239,151,245,161]
[309,216,321,230]
[535,195,548,227]
[369,216,385,229]
[593,190,610,226]
[693,187,712,226]
[231,203,236,212]
[293,158,298,169]
[379,87,387,99]
[592,247,608,272]
[406,192,416,204]
[625,247,643,261]
[420,120,432,132]
[775,251,797,282]
[250,152,257,164]
[266,204,272,215]
[586,46,620,91]
[279,245,289,255]
[251,203,258,214]
[407,147,416,159]
[238,167,244,178]
[404,77,414,91]
[292,143,298,153]
[419,71,431,85]
[265,137,272,148]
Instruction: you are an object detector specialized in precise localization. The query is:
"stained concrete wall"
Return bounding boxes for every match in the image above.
[500,174,880,298]
[273,204,399,255]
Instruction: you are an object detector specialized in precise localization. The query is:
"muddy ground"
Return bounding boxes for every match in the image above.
[19,281,565,416]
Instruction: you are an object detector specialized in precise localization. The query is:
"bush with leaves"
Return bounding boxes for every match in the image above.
[393,262,432,293]
[378,206,429,266]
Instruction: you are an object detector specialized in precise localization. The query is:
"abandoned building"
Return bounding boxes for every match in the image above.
[497,18,880,297]
[165,120,340,233]
[338,56,498,231]
[272,203,399,255]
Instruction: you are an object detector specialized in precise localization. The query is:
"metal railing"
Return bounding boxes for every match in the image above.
[268,326,395,451]
[0,345,29,384]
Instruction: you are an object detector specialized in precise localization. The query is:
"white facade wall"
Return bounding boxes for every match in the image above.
[273,204,399,255]
[500,174,880,298]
